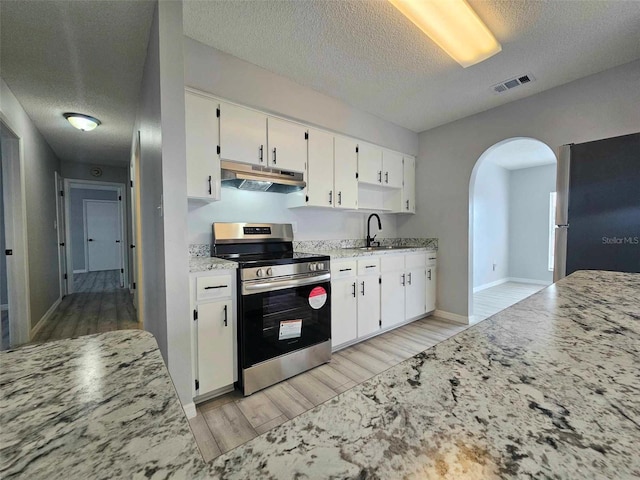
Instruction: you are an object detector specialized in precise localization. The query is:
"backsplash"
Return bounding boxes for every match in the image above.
[189,238,438,257]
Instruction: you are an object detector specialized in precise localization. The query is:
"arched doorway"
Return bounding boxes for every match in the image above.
[468,137,557,323]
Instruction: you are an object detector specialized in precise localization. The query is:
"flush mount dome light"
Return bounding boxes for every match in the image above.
[63,113,101,131]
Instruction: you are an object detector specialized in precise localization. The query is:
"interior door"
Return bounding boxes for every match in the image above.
[54,172,67,297]
[85,200,121,272]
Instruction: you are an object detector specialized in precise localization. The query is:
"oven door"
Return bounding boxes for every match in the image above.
[239,275,331,368]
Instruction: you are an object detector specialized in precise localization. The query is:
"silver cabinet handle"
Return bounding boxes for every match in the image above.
[361,281,365,296]
[259,145,264,162]
[273,147,277,164]
[407,272,412,285]
[223,304,228,326]
[401,273,405,286]
[352,282,356,298]
[329,190,333,205]
[338,191,342,205]
[385,172,389,184]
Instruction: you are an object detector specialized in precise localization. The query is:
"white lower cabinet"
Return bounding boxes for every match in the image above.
[191,271,237,400]
[426,253,437,312]
[405,265,427,319]
[331,277,358,347]
[357,273,381,337]
[381,253,427,328]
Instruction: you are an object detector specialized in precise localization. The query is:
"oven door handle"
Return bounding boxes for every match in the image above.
[242,273,331,294]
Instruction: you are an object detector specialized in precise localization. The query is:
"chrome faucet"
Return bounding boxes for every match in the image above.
[366,213,382,247]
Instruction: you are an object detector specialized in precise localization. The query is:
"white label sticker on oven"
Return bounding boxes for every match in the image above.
[279,319,302,340]
[308,286,327,310]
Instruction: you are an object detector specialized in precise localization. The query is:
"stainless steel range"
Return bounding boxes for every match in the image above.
[212,223,331,395]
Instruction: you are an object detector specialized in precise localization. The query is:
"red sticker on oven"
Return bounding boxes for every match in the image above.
[309,286,327,309]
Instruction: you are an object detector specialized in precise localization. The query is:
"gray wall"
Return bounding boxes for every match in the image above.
[132,1,192,406]
[472,162,510,288]
[0,78,62,332]
[61,161,128,184]
[509,165,556,283]
[397,60,640,319]
[0,161,6,305]
[69,188,118,272]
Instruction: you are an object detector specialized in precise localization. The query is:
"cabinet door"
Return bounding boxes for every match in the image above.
[405,267,427,319]
[267,117,307,173]
[357,275,381,338]
[307,129,335,207]
[358,142,383,185]
[334,136,358,209]
[197,300,234,395]
[426,265,437,312]
[185,92,220,200]
[383,150,404,189]
[331,277,358,348]
[401,155,416,213]
[381,271,406,329]
[219,102,267,166]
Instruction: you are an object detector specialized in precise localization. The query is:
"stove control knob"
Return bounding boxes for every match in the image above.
[256,269,264,277]
[317,263,324,271]
[266,268,273,276]
[308,263,316,271]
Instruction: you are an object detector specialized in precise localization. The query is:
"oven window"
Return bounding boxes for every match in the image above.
[241,282,331,367]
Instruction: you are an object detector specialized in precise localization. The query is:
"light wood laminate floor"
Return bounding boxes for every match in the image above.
[32,270,140,343]
[473,281,546,324]
[190,316,468,463]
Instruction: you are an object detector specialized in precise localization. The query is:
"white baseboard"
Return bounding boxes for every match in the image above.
[473,278,509,293]
[434,309,469,325]
[508,277,552,286]
[0,304,8,311]
[73,269,87,274]
[182,402,197,419]
[30,297,62,338]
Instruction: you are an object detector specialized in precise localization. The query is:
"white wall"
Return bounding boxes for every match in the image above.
[397,60,640,320]
[472,162,509,288]
[69,188,118,271]
[509,165,556,283]
[0,78,61,334]
[189,189,397,244]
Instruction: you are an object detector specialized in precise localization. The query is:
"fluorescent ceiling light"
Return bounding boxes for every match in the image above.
[389,0,502,68]
[63,113,101,131]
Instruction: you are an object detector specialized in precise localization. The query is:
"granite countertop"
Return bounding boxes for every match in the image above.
[317,246,437,259]
[0,330,205,480]
[189,256,238,273]
[207,270,640,479]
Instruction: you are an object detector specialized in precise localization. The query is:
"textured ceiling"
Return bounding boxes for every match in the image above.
[485,138,556,170]
[184,0,640,133]
[0,0,155,166]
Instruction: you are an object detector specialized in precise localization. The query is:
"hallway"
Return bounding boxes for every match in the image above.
[32,270,140,343]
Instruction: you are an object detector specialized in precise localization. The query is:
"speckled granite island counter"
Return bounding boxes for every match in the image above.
[0,330,205,479]
[207,270,640,479]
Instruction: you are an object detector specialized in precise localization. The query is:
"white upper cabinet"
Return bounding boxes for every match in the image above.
[185,91,221,200]
[382,150,404,189]
[402,155,416,213]
[267,117,307,173]
[358,142,383,185]
[334,136,358,209]
[306,129,335,207]
[219,102,267,167]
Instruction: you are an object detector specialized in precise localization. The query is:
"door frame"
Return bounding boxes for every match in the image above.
[54,171,67,299]
[83,199,122,273]
[63,178,127,294]
[0,118,31,346]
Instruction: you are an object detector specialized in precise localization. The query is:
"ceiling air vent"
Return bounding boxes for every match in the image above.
[491,73,535,94]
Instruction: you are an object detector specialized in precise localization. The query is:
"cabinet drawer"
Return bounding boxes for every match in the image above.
[331,260,357,279]
[380,254,405,273]
[196,274,233,301]
[405,253,426,270]
[357,258,380,275]
[426,252,438,267]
